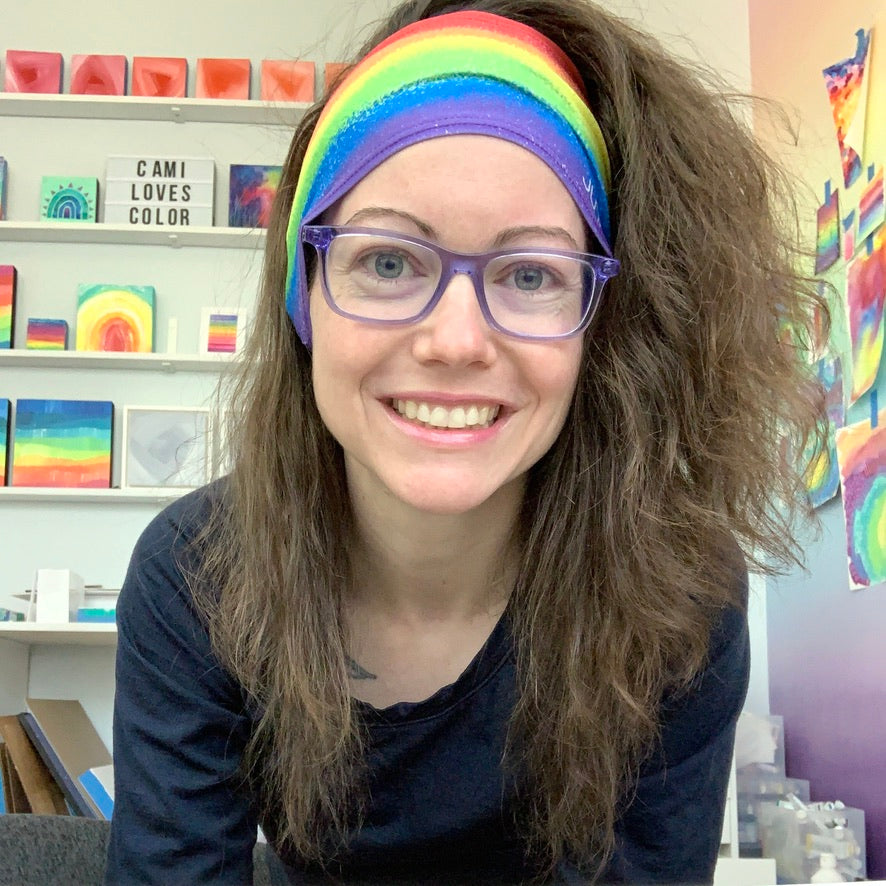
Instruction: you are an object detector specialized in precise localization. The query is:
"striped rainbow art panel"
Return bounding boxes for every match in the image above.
[0,264,17,349]
[200,306,247,354]
[804,356,845,508]
[12,399,113,488]
[26,318,68,350]
[1,399,9,486]
[836,407,886,588]
[76,283,155,353]
[857,167,884,244]
[845,227,886,403]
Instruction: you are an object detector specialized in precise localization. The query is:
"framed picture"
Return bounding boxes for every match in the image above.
[199,306,248,354]
[121,406,212,490]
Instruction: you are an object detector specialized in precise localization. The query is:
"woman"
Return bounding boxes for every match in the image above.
[107,1,824,883]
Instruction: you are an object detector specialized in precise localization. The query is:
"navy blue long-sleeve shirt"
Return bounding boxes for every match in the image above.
[106,486,749,884]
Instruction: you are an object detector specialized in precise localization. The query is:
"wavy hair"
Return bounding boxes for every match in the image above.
[191,0,826,875]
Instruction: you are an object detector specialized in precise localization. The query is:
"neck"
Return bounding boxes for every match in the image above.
[347,477,523,623]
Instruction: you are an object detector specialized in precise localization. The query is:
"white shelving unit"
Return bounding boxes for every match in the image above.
[1,84,299,747]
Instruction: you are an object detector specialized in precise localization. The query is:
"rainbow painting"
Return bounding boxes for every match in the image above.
[857,167,884,245]
[40,176,98,222]
[200,306,248,354]
[845,228,886,402]
[76,284,155,353]
[228,165,282,228]
[822,29,871,190]
[803,356,844,508]
[1,400,9,486]
[11,399,113,489]
[0,265,16,349]
[26,318,68,350]
[836,407,886,588]
[815,188,840,274]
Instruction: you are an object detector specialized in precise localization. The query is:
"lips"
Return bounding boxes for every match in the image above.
[392,398,501,429]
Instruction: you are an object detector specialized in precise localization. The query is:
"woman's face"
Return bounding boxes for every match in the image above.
[309,134,585,517]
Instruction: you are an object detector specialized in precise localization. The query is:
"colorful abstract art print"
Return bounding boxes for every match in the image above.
[857,167,885,245]
[40,177,98,222]
[845,228,886,403]
[815,188,840,274]
[822,29,871,190]
[131,57,187,98]
[121,406,212,489]
[228,165,282,228]
[0,265,16,349]
[0,156,8,221]
[842,210,856,261]
[26,318,68,350]
[803,356,845,508]
[76,283,155,353]
[836,407,886,588]
[260,60,315,102]
[11,399,113,488]
[199,306,248,354]
[69,55,127,96]
[4,50,63,93]
[0,399,9,486]
[195,58,250,99]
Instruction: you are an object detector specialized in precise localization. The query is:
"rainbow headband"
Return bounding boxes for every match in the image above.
[284,10,615,347]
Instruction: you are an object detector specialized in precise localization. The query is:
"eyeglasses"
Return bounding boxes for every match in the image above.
[301,225,620,341]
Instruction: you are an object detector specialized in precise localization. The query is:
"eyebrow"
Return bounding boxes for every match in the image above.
[341,208,582,251]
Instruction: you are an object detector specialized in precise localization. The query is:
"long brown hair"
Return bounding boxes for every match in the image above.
[191,0,826,874]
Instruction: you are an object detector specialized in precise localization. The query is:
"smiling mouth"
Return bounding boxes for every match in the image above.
[392,399,501,429]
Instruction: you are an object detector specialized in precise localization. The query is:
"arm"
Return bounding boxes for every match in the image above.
[605,577,751,885]
[105,488,259,885]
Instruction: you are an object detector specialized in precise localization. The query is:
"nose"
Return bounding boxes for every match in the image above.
[411,270,498,367]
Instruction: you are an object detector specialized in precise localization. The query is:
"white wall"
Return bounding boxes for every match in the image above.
[1,0,765,749]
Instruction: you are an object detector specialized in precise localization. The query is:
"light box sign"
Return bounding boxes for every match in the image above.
[104,155,215,227]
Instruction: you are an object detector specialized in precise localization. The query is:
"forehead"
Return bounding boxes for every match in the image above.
[325,134,585,243]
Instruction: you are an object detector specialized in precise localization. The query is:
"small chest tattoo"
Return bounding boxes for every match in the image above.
[346,656,377,680]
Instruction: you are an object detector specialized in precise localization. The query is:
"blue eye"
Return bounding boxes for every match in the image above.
[514,267,544,290]
[374,254,404,278]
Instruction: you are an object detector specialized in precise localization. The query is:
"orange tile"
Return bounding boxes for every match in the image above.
[196,58,251,100]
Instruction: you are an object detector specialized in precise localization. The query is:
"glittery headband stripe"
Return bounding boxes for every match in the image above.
[284,10,615,345]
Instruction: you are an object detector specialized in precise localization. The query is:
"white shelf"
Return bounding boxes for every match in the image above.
[0,622,116,647]
[0,92,308,125]
[0,487,191,504]
[0,349,233,372]
[0,220,266,248]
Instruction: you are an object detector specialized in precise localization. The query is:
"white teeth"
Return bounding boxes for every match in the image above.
[393,399,500,429]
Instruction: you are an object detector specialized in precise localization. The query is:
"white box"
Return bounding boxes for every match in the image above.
[34,569,85,624]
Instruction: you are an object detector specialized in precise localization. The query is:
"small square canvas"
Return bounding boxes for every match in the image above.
[195,58,250,99]
[0,156,8,220]
[200,306,248,354]
[1,399,9,487]
[228,164,282,228]
[76,283,155,353]
[260,59,314,102]
[324,62,349,93]
[4,50,63,94]
[40,176,98,222]
[131,56,187,97]
[26,318,68,350]
[0,265,16,349]
[70,54,127,96]
[121,406,212,489]
[12,399,113,488]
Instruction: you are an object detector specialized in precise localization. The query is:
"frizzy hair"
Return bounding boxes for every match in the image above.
[190,0,825,875]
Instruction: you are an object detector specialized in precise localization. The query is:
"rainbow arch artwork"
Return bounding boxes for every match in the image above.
[76,283,155,353]
[40,176,98,222]
[836,408,886,589]
[11,399,113,488]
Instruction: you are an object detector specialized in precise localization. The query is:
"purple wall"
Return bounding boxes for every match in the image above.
[767,494,886,877]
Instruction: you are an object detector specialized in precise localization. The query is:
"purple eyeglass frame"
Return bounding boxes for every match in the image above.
[301,225,620,341]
